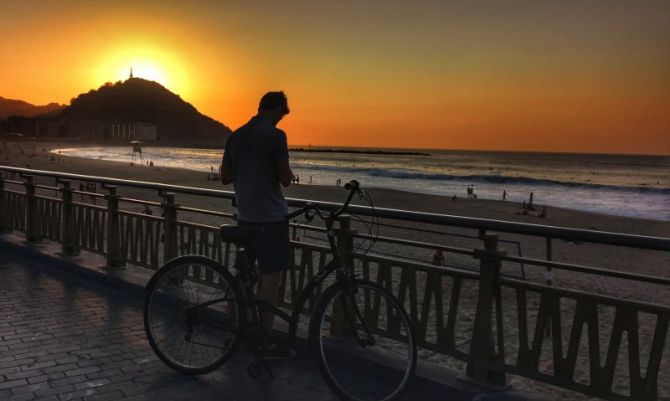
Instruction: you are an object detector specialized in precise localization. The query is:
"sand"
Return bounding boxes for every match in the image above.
[2,140,669,400]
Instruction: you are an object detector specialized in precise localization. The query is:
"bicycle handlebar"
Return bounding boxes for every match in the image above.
[285,180,361,222]
[344,180,359,192]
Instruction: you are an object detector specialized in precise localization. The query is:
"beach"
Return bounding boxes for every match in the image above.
[2,141,669,400]
[3,141,668,237]
[52,145,670,222]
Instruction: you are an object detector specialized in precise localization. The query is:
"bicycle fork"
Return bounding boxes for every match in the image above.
[339,283,376,347]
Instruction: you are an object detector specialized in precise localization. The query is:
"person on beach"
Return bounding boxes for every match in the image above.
[503,190,507,201]
[527,193,536,211]
[220,91,293,355]
[517,201,529,215]
[467,185,476,198]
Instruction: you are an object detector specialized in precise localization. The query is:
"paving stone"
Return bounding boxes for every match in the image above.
[0,379,28,390]
[4,393,38,401]
[34,383,75,398]
[5,368,44,381]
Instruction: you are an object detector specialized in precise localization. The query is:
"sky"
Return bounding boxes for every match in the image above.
[0,0,668,154]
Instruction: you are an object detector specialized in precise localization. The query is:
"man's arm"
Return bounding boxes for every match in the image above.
[276,158,292,187]
[221,163,234,185]
[274,130,292,187]
[221,136,234,185]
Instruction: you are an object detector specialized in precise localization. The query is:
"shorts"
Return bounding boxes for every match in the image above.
[237,219,290,274]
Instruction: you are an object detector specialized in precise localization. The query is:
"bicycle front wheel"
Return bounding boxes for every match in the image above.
[309,280,417,401]
[144,255,243,374]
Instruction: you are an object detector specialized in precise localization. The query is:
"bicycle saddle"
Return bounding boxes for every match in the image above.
[219,224,263,244]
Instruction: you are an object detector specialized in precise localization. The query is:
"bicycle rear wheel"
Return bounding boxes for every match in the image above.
[144,255,243,374]
[309,279,416,401]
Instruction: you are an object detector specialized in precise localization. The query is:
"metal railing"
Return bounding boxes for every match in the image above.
[1,165,669,401]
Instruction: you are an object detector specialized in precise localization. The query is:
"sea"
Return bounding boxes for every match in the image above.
[53,147,670,222]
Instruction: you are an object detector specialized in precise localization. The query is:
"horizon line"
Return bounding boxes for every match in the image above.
[287,144,670,158]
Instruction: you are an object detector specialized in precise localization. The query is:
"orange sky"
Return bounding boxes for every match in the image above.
[1,1,668,154]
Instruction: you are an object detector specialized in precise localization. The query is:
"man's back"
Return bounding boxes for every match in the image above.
[224,115,289,222]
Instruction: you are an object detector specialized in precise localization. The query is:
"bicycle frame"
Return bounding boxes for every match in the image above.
[236,218,350,342]
[185,180,364,344]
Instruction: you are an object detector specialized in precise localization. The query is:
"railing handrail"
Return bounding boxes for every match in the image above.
[2,165,669,251]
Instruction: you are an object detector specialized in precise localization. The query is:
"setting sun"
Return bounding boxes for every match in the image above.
[0,1,667,154]
[92,42,191,99]
[120,60,168,86]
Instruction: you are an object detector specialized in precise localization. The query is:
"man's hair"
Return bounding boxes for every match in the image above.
[259,91,289,115]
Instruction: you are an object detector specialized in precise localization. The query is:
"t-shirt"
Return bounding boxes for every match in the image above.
[221,115,289,223]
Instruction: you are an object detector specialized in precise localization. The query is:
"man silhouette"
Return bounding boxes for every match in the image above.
[221,91,292,350]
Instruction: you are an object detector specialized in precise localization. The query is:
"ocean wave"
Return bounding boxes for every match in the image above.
[293,163,670,194]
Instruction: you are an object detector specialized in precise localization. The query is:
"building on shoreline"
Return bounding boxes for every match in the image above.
[62,119,106,139]
[1,116,158,141]
[109,122,158,140]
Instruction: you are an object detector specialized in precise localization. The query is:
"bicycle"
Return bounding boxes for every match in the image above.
[143,180,417,401]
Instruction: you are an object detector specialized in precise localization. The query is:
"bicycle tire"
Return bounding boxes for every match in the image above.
[144,255,243,374]
[309,279,417,401]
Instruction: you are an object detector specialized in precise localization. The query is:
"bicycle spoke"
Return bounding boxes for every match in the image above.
[186,338,230,351]
[312,281,416,401]
[145,259,241,374]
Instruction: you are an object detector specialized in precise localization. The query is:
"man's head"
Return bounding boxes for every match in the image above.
[258,91,289,126]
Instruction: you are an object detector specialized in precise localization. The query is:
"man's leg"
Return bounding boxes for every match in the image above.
[259,272,281,333]
[256,220,289,336]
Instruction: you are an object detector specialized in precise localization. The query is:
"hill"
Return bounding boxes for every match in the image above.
[62,78,230,142]
[0,97,65,118]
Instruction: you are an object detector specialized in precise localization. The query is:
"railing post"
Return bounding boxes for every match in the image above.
[331,215,358,336]
[59,179,78,255]
[24,174,40,242]
[545,237,553,338]
[161,192,178,263]
[467,234,506,385]
[104,185,125,269]
[334,215,356,269]
[0,174,7,233]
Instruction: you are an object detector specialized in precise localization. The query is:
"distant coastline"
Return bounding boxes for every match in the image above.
[289,147,430,156]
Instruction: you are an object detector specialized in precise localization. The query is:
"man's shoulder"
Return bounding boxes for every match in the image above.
[232,120,255,136]
[232,116,280,135]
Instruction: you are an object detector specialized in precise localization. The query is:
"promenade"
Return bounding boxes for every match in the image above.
[0,241,499,401]
[0,248,346,401]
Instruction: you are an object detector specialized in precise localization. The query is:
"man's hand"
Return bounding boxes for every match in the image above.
[276,159,292,187]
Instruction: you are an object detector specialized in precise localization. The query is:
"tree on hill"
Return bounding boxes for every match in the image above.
[62,78,230,142]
